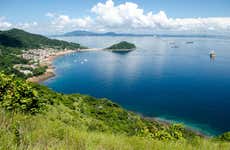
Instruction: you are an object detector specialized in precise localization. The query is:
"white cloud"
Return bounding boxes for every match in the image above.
[0,17,12,30]
[16,22,38,29]
[2,0,230,34]
[47,13,93,31]
[0,16,38,31]
[90,0,230,33]
[46,12,55,18]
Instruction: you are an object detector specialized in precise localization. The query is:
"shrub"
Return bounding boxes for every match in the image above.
[168,124,185,140]
[218,132,230,142]
[0,73,46,113]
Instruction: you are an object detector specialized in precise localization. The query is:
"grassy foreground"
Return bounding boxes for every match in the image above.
[0,73,230,150]
[1,110,229,150]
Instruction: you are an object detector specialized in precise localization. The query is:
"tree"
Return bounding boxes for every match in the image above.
[0,73,46,113]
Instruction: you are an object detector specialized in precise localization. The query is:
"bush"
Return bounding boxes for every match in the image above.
[168,124,185,140]
[0,73,46,113]
[218,132,230,141]
[32,66,48,76]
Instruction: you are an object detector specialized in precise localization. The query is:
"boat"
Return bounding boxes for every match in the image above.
[171,45,179,48]
[209,50,216,57]
[169,42,175,45]
[186,41,194,44]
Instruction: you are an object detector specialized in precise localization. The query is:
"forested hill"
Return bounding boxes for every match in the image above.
[0,28,86,78]
[0,28,84,49]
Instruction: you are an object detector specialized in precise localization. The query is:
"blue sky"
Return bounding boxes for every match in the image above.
[1,0,230,34]
[1,0,230,21]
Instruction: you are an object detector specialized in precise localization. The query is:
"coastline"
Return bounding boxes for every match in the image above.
[152,117,210,137]
[27,48,103,83]
[26,48,216,137]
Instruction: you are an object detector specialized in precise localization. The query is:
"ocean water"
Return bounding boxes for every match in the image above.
[44,36,230,135]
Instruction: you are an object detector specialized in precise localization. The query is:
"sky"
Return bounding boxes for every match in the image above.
[1,0,230,34]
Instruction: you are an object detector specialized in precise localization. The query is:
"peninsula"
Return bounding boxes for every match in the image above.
[0,28,86,82]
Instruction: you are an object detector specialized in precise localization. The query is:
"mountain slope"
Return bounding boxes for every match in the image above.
[0,28,84,49]
[0,29,86,78]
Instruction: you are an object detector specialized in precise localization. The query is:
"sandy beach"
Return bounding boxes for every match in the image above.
[27,48,103,83]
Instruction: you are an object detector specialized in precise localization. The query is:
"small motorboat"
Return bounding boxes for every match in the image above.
[209,50,216,57]
[169,42,175,45]
[171,45,179,48]
[186,41,194,44]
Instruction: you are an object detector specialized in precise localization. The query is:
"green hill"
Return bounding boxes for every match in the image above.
[107,41,136,50]
[0,28,84,49]
[0,72,230,149]
[0,29,86,78]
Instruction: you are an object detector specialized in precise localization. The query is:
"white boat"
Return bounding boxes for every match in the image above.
[209,50,216,57]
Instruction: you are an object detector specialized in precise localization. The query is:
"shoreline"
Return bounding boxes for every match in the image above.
[152,117,211,137]
[144,117,207,137]
[27,48,103,83]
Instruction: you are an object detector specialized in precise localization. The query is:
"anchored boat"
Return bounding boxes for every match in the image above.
[209,50,216,57]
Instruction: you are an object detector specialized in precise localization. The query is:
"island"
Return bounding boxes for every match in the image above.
[105,41,136,52]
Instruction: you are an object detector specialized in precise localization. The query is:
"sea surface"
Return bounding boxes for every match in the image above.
[44,36,230,135]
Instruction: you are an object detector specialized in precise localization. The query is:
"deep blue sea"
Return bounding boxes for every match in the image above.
[44,36,230,136]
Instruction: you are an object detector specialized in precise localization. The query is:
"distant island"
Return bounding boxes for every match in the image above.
[56,30,230,39]
[106,41,136,52]
[60,30,155,37]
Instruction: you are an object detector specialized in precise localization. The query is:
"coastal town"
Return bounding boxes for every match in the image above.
[12,46,104,82]
[14,48,77,81]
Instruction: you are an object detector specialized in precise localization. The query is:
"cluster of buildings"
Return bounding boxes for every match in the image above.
[13,64,34,76]
[14,48,59,76]
[21,48,58,62]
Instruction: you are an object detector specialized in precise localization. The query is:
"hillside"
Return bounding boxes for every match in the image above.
[0,28,84,49]
[106,41,136,50]
[0,72,230,149]
[0,29,85,78]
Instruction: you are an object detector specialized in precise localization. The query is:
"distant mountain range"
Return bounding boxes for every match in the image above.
[61,30,154,37]
[0,28,84,49]
[57,30,230,39]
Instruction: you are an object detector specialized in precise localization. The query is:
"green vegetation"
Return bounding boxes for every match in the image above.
[32,66,48,76]
[0,73,46,114]
[0,28,85,49]
[0,45,28,78]
[107,41,136,50]
[0,28,86,78]
[218,132,230,142]
[0,72,230,149]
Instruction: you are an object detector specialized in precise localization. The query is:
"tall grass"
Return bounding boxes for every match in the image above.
[0,110,229,150]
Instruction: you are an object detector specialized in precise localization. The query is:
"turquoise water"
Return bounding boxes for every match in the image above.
[44,36,230,135]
